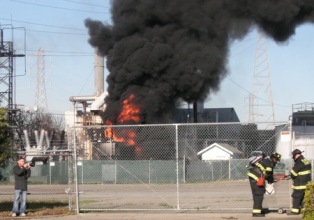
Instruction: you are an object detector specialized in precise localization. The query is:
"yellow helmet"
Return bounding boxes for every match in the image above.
[270,152,281,161]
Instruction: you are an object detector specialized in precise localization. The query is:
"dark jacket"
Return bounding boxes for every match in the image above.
[247,157,275,183]
[290,155,312,190]
[13,165,31,191]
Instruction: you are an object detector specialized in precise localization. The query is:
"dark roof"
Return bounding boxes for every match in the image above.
[172,107,240,123]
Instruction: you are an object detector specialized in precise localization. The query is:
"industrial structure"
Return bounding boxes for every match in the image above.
[276,102,314,159]
[67,50,109,160]
[69,50,106,126]
[248,29,275,126]
[0,26,25,126]
[34,48,48,111]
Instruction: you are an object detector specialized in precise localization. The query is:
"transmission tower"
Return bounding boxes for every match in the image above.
[248,29,275,126]
[0,26,25,125]
[34,48,48,111]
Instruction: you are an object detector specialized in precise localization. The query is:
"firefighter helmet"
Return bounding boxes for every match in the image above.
[270,152,281,161]
[292,149,302,158]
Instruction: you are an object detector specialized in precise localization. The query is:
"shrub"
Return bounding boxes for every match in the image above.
[303,183,314,220]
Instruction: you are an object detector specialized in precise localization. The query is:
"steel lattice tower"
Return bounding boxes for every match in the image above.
[34,48,48,111]
[248,29,275,125]
[0,27,25,125]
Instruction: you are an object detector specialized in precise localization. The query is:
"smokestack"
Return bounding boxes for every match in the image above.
[193,100,204,123]
[0,29,3,49]
[94,50,104,96]
[193,102,198,123]
[69,50,105,109]
[85,0,314,124]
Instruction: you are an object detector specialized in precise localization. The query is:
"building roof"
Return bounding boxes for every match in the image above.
[172,107,240,123]
[197,142,244,156]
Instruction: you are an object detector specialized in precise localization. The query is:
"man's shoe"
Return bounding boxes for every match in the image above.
[20,213,26,217]
[252,213,265,217]
[12,213,16,217]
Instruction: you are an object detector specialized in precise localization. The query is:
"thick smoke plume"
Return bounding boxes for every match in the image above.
[85,0,314,124]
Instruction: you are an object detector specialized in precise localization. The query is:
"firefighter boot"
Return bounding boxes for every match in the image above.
[252,213,265,217]
[286,211,299,215]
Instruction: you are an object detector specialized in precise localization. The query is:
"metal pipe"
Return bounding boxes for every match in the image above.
[69,96,96,102]
[44,130,50,149]
[34,130,39,147]
[23,130,30,148]
[94,50,104,96]
[90,92,107,111]
[39,129,45,148]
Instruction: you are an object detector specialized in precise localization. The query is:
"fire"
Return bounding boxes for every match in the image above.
[104,94,141,156]
[117,94,141,123]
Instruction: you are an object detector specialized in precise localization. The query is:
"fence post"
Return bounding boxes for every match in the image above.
[115,160,117,184]
[175,124,180,210]
[49,161,51,184]
[148,158,151,184]
[73,126,80,214]
[228,159,231,179]
[183,155,185,184]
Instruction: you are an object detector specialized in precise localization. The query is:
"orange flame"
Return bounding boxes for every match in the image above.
[117,94,141,123]
[104,94,141,157]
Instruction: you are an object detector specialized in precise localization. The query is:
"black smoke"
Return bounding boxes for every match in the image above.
[85,0,314,124]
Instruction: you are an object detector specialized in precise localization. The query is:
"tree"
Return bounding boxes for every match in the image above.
[0,108,12,166]
[12,108,66,150]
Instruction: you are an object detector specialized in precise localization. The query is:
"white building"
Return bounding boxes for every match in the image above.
[197,142,244,161]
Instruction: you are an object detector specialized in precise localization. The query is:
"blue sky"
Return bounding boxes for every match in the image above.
[1,0,314,122]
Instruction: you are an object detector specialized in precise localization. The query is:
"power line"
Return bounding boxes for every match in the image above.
[25,49,93,55]
[10,0,109,14]
[226,77,289,108]
[26,54,93,57]
[0,17,85,31]
[26,29,88,36]
[61,0,109,9]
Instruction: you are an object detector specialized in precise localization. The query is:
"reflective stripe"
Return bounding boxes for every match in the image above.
[291,208,299,213]
[292,185,307,190]
[255,163,266,174]
[252,209,262,214]
[301,159,310,165]
[265,167,272,172]
[247,172,259,181]
[298,170,311,175]
[291,170,298,176]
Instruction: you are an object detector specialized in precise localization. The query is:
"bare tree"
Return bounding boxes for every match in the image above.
[12,108,65,150]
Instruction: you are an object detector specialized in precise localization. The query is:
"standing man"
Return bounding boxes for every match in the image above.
[12,156,31,217]
[247,152,281,217]
[287,149,312,215]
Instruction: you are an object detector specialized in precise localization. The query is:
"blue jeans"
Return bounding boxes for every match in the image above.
[12,190,27,214]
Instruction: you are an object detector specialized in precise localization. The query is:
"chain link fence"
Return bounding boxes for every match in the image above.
[0,139,76,213]
[71,122,295,211]
[1,121,313,213]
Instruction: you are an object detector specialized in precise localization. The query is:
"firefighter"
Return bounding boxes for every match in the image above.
[247,152,281,217]
[287,149,312,215]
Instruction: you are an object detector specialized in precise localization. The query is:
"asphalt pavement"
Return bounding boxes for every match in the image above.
[2,211,302,220]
